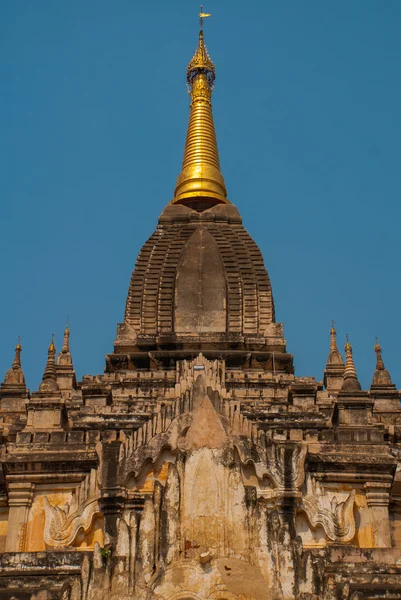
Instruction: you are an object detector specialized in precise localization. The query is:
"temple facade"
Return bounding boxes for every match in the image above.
[1,18,401,600]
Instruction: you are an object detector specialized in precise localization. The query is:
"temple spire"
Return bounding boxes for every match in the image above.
[324,321,345,391]
[172,9,229,206]
[12,337,22,369]
[330,321,337,352]
[56,321,76,389]
[326,320,343,365]
[341,334,361,392]
[62,320,70,353]
[371,338,394,389]
[2,337,26,388]
[39,334,59,392]
[57,320,73,366]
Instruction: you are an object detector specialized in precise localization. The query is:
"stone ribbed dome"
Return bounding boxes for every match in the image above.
[122,202,275,342]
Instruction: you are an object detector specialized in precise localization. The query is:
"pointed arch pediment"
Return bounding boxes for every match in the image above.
[174,227,227,333]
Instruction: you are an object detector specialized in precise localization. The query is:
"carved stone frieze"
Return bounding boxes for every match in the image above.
[299,475,357,543]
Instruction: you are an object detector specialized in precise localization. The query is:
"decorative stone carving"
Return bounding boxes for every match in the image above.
[267,442,307,490]
[43,469,101,548]
[43,496,101,548]
[299,475,357,543]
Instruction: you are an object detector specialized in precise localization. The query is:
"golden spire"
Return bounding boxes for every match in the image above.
[341,334,361,391]
[172,8,229,206]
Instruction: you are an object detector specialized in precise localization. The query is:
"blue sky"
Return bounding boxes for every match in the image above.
[1,1,400,391]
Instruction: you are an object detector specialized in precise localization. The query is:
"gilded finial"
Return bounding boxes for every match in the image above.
[344,333,352,353]
[374,336,381,354]
[199,5,211,31]
[48,333,56,354]
[172,8,229,206]
[330,320,336,335]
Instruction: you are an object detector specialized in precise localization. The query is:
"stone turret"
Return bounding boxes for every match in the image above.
[370,339,400,415]
[23,335,66,437]
[0,338,29,437]
[1,338,26,393]
[334,336,377,443]
[340,335,361,393]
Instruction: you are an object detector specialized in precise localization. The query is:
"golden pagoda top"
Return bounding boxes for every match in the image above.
[172,7,229,206]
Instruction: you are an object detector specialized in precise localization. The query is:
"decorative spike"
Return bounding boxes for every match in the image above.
[341,335,361,392]
[172,18,228,206]
[39,334,59,392]
[12,337,22,369]
[62,319,70,354]
[371,338,394,388]
[57,320,73,367]
[3,337,26,387]
[330,320,338,353]
[43,335,57,381]
[374,337,385,370]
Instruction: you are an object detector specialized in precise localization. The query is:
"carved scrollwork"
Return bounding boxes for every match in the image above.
[299,475,357,542]
[43,469,101,548]
[43,496,101,548]
[267,442,307,490]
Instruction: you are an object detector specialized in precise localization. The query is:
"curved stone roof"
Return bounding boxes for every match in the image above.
[123,203,275,341]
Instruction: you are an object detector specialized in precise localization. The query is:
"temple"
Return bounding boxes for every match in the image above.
[1,14,401,600]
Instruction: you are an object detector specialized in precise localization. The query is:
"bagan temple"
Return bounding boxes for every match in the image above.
[1,12,401,600]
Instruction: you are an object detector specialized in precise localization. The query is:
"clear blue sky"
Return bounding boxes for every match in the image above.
[1,1,400,391]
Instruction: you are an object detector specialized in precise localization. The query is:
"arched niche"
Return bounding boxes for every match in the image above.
[174,228,227,333]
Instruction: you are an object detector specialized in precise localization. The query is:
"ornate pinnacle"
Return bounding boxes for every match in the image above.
[341,334,361,392]
[186,29,215,87]
[374,337,385,371]
[371,337,393,388]
[57,320,73,367]
[38,333,59,393]
[173,11,228,206]
[12,337,22,369]
[325,320,344,369]
[330,320,337,353]
[2,337,26,387]
[62,320,70,354]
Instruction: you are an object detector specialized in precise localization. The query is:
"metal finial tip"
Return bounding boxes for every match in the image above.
[49,333,56,353]
[375,336,381,353]
[16,336,22,350]
[330,320,336,335]
[344,334,352,352]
